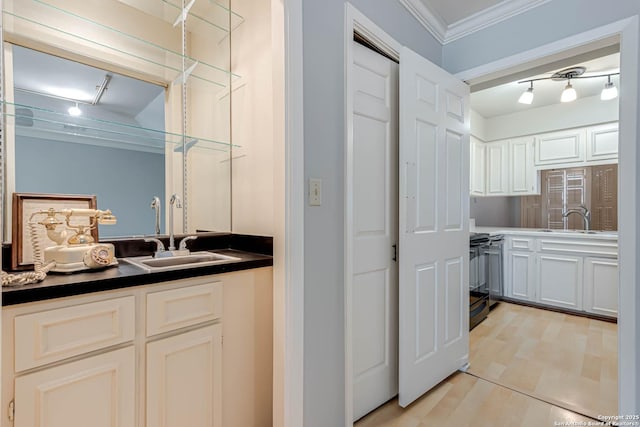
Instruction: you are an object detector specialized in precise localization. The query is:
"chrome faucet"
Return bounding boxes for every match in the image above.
[562,205,591,231]
[168,194,182,251]
[150,196,161,235]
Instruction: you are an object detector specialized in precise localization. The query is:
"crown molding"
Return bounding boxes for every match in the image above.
[398,0,447,44]
[399,0,551,45]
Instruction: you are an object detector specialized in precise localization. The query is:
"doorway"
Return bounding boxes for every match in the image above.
[345,4,471,424]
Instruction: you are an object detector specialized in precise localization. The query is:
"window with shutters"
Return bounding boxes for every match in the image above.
[520,165,617,231]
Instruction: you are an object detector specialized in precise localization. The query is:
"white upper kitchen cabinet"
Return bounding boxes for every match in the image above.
[586,122,619,162]
[470,136,486,196]
[509,136,538,194]
[534,128,586,166]
[485,140,509,195]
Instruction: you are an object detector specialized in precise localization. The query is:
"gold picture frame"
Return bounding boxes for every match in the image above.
[11,193,98,271]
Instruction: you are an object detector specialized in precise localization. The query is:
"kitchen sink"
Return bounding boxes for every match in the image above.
[123,251,241,272]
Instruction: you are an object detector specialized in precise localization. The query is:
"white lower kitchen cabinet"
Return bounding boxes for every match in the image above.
[501,234,618,318]
[537,254,583,310]
[147,325,222,427]
[583,257,619,317]
[506,250,536,301]
[14,347,135,427]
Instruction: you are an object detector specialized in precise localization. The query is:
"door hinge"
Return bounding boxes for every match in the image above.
[8,400,14,422]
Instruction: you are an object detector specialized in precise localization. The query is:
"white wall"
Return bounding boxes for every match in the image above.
[483,95,619,141]
[442,0,640,414]
[231,0,276,236]
[470,108,487,141]
[301,1,441,425]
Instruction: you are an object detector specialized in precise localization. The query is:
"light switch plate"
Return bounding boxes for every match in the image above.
[309,178,322,206]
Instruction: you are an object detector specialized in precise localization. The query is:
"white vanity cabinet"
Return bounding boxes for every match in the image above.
[2,267,273,427]
[145,282,224,427]
[147,325,222,427]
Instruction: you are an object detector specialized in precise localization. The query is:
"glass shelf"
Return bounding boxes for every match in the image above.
[2,0,242,90]
[4,101,239,153]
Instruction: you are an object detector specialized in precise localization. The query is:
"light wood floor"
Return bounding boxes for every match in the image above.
[469,302,617,419]
[355,302,617,426]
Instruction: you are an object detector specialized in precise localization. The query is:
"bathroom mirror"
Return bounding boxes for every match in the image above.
[2,0,234,241]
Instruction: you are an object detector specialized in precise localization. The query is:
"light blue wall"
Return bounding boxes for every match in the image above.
[15,136,165,237]
[301,1,441,425]
[443,0,640,73]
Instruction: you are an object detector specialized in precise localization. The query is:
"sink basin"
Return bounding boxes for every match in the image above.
[123,251,241,272]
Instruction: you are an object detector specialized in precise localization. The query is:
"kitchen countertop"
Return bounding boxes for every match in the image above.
[471,226,618,241]
[2,246,272,306]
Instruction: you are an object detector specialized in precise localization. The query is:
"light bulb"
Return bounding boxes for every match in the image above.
[518,87,534,104]
[561,82,577,103]
[601,81,618,101]
[68,103,82,117]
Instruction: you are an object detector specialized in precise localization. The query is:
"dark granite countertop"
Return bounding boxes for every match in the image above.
[2,234,273,306]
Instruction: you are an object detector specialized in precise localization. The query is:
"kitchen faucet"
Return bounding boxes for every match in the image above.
[150,196,161,235]
[562,205,591,231]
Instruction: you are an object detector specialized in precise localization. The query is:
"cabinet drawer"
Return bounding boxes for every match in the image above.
[509,237,535,251]
[146,281,222,336]
[537,238,618,258]
[14,296,135,372]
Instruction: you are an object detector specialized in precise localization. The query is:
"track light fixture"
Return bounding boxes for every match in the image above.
[601,75,618,101]
[518,66,619,105]
[518,81,534,104]
[561,79,577,103]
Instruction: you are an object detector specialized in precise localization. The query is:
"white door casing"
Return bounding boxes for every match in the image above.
[350,41,399,421]
[398,46,470,408]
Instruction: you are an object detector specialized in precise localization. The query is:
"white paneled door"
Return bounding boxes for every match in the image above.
[350,41,399,420]
[398,47,470,407]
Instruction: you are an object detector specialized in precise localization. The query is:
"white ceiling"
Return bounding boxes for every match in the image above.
[399,0,551,44]
[471,52,620,118]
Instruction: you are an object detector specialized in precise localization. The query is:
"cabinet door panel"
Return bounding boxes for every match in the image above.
[586,123,618,161]
[510,137,537,194]
[14,347,135,427]
[147,324,222,427]
[470,137,485,195]
[584,257,618,317]
[535,129,585,166]
[537,254,583,310]
[509,251,535,301]
[486,142,508,195]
